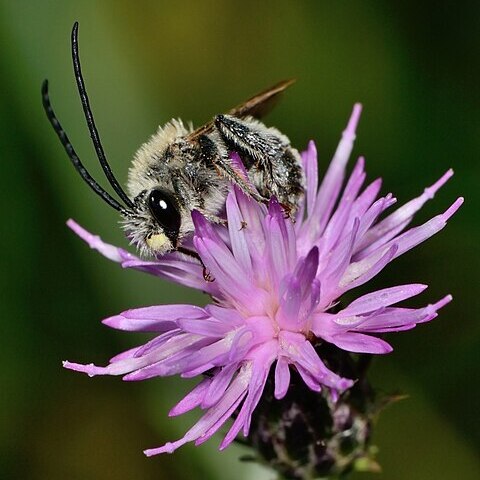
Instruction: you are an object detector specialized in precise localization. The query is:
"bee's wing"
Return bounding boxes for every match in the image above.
[187,79,296,140]
[226,78,296,118]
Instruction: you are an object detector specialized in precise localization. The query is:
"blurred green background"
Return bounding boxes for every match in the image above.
[1,1,479,479]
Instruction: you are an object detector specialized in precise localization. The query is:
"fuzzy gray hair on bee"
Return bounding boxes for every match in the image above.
[42,22,304,258]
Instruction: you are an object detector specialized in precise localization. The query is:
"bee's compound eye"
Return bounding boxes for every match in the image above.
[148,189,181,235]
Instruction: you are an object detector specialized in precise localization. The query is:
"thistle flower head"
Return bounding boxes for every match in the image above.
[64,104,462,458]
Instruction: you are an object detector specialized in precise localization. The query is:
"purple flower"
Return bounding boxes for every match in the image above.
[64,104,462,456]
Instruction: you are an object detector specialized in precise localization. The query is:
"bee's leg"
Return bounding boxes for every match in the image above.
[199,133,268,204]
[214,114,282,197]
[213,157,268,205]
[214,114,285,168]
[215,114,303,214]
[169,165,227,227]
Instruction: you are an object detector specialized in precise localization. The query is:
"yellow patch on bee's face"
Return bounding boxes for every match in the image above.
[146,233,170,252]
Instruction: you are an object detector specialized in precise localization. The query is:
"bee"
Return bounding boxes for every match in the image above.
[42,23,304,258]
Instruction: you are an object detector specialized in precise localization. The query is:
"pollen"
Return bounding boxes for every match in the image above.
[146,233,170,251]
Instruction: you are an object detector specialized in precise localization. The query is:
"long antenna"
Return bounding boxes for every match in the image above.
[71,22,134,209]
[42,79,130,214]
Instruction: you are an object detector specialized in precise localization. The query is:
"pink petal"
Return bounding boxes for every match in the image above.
[134,331,202,359]
[144,366,250,456]
[389,197,464,260]
[356,294,452,333]
[122,256,219,295]
[319,219,359,297]
[279,331,353,391]
[233,188,267,264]
[330,332,393,354]
[205,304,245,327]
[177,317,234,337]
[357,197,463,262]
[339,244,398,291]
[264,198,296,283]
[303,140,319,218]
[103,304,207,332]
[355,194,396,243]
[220,342,276,447]
[349,178,383,221]
[295,364,322,391]
[169,378,212,417]
[229,152,256,190]
[226,190,253,272]
[274,357,291,399]
[310,103,362,237]
[323,156,365,246]
[344,284,428,315]
[67,219,134,263]
[202,363,239,408]
[357,169,454,252]
[194,237,262,309]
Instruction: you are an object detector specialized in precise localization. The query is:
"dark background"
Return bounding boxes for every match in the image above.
[1,1,479,479]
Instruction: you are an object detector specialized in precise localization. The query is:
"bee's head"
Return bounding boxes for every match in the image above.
[42,23,190,259]
[122,188,182,257]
